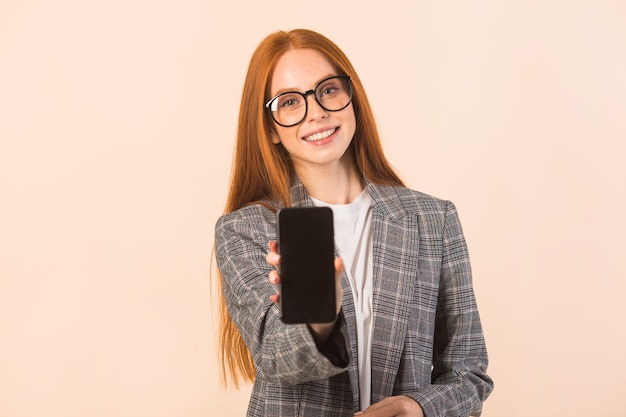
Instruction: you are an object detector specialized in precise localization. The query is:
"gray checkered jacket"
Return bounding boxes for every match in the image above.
[215,179,493,416]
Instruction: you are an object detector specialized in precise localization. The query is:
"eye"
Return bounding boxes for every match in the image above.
[318,80,343,97]
[320,85,338,96]
[277,93,301,109]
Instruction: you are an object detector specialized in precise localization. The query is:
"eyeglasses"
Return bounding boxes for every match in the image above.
[265,75,353,127]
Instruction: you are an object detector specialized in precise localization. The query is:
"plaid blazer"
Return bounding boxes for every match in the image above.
[215,179,493,417]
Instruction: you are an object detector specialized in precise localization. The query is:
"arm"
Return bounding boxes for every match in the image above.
[408,201,494,417]
[215,209,350,385]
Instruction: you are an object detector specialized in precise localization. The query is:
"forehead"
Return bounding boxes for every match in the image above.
[270,49,336,95]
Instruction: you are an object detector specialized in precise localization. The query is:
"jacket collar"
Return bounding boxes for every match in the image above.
[289,176,408,223]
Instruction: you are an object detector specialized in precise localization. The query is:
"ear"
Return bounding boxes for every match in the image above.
[270,132,281,144]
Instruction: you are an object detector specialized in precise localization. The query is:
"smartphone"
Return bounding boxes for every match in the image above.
[276,207,336,324]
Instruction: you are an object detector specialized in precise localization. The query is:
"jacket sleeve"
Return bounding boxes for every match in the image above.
[409,201,494,417]
[214,209,350,385]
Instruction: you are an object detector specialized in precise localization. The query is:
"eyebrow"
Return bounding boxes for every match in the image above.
[271,73,338,97]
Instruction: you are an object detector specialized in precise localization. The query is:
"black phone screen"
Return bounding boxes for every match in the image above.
[276,207,336,324]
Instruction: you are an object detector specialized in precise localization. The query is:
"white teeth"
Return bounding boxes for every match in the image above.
[304,128,336,142]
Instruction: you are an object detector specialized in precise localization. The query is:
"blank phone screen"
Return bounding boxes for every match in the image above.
[277,207,336,324]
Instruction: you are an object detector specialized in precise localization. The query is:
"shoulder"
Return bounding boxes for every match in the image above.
[215,203,277,242]
[368,183,453,222]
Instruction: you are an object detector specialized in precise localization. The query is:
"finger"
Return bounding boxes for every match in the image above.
[358,397,396,416]
[363,397,388,411]
[334,257,344,315]
[266,241,282,266]
[269,269,281,285]
[358,396,422,417]
[269,294,279,304]
[334,257,344,277]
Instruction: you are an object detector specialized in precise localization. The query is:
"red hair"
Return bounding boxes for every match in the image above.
[217,29,404,388]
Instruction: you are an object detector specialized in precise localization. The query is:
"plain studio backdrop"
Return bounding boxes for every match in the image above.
[1,1,625,416]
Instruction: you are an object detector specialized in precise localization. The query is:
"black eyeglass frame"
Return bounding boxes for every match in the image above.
[264,75,353,128]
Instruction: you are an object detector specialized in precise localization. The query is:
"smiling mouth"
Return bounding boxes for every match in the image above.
[303,128,337,142]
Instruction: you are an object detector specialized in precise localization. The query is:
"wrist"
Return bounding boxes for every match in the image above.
[308,319,337,343]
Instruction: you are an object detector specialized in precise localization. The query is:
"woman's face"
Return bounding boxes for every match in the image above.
[268,48,356,174]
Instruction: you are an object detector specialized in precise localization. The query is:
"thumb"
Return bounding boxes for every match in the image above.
[334,257,344,315]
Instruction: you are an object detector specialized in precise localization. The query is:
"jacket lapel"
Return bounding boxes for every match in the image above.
[368,183,418,403]
[340,276,363,411]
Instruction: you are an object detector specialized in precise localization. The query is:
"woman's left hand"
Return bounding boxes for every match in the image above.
[354,396,424,417]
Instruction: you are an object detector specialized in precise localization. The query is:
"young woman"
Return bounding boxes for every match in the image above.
[214,28,493,417]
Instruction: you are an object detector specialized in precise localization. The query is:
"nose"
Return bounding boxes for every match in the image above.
[304,91,328,121]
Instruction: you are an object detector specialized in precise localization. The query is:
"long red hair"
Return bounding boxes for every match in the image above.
[217,29,404,388]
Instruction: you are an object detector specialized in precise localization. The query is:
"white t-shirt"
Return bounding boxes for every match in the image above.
[312,190,373,411]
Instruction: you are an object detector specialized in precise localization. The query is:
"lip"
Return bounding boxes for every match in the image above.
[301,126,339,142]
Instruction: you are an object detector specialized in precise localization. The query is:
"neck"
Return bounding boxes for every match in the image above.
[294,156,364,204]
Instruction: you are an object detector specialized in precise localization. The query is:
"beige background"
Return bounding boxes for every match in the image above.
[1,1,625,416]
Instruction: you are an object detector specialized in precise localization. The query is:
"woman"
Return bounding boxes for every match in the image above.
[214,28,493,417]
